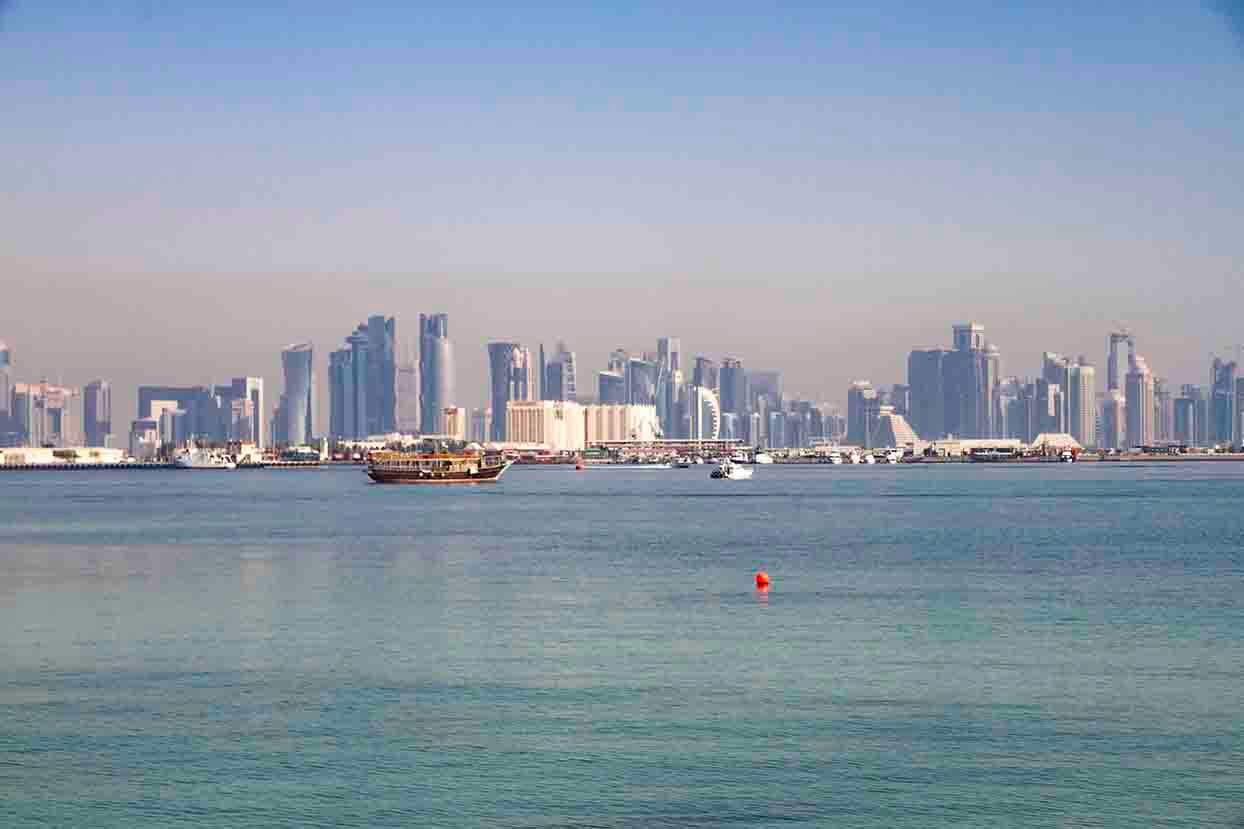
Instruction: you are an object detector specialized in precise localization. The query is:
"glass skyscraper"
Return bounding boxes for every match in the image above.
[420,313,453,434]
[281,343,315,446]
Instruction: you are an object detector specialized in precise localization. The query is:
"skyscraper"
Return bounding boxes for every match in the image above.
[487,342,534,441]
[280,343,315,446]
[419,313,453,434]
[626,356,657,406]
[1101,391,1125,450]
[1210,358,1237,446]
[656,338,681,438]
[543,341,577,402]
[942,324,995,439]
[0,341,11,422]
[907,348,948,439]
[691,357,718,392]
[329,327,369,439]
[397,340,419,433]
[657,337,681,375]
[718,358,747,415]
[846,381,879,448]
[1125,353,1154,448]
[1068,361,1096,448]
[365,315,397,435]
[598,371,626,405]
[82,380,112,447]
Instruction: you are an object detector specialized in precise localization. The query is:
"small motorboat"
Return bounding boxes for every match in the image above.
[710,459,753,480]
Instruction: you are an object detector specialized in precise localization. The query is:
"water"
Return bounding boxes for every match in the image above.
[2,464,1243,827]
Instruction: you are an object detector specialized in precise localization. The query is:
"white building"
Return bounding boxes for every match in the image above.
[443,406,468,441]
[0,446,126,466]
[584,404,660,444]
[506,400,585,452]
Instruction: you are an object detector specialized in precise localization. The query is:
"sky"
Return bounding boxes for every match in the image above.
[2,1,1242,430]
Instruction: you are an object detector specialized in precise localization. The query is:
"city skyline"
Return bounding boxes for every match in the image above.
[3,3,1241,435]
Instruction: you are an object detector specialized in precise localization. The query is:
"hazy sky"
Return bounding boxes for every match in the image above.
[3,1,1241,429]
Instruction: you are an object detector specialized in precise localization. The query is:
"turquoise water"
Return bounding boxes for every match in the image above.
[2,464,1243,827]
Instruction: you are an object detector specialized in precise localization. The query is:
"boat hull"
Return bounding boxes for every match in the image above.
[367,461,511,484]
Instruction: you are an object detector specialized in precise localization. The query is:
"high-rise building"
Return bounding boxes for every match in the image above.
[846,381,880,448]
[1068,361,1096,448]
[1153,378,1173,443]
[1174,385,1206,446]
[487,342,534,441]
[598,371,626,405]
[329,327,369,439]
[907,348,948,439]
[542,341,577,402]
[1210,358,1237,446]
[280,343,315,446]
[1101,391,1125,450]
[1041,353,1071,433]
[627,356,657,406]
[656,338,682,439]
[366,316,397,435]
[82,380,111,447]
[718,358,748,416]
[692,357,718,392]
[137,385,217,440]
[952,323,986,352]
[1125,354,1154,448]
[12,382,83,447]
[420,313,453,434]
[657,338,681,375]
[397,340,420,434]
[942,325,996,439]
[584,404,661,443]
[0,341,11,439]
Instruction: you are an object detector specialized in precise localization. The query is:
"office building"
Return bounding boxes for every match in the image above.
[506,400,585,452]
[691,357,718,392]
[584,404,661,444]
[12,381,82,447]
[627,356,658,406]
[1174,385,1207,446]
[1068,361,1096,448]
[279,343,315,446]
[1101,391,1125,450]
[329,328,369,439]
[657,338,681,375]
[718,357,748,417]
[420,313,453,434]
[598,370,626,405]
[846,381,879,448]
[397,342,420,434]
[942,327,997,439]
[441,407,468,441]
[217,377,264,447]
[487,342,534,441]
[83,380,112,447]
[1153,378,1173,443]
[543,341,577,402]
[1211,358,1237,446]
[0,341,11,441]
[1125,354,1154,447]
[907,348,948,439]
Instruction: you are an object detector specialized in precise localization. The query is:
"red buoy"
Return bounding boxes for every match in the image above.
[755,571,771,589]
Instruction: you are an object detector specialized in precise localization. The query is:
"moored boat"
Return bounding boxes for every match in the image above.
[173,447,236,470]
[367,442,511,484]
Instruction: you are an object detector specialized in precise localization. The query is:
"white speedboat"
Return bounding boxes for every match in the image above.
[710,459,753,480]
[173,448,237,470]
[753,452,775,464]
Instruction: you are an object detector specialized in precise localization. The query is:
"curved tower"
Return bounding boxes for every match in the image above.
[420,313,453,434]
[281,343,315,446]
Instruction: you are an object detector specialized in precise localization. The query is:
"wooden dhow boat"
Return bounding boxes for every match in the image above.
[367,441,511,484]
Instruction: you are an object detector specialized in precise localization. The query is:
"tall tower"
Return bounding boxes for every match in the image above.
[420,313,453,434]
[1125,354,1154,448]
[82,378,111,445]
[487,342,533,441]
[365,315,397,435]
[0,341,13,435]
[281,343,315,446]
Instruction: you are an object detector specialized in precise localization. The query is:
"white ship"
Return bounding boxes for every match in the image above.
[173,448,237,470]
[710,459,753,480]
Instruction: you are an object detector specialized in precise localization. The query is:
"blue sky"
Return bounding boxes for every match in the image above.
[2,1,1241,423]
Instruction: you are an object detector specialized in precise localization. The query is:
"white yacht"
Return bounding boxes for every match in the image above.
[710,459,753,480]
[753,452,775,464]
[173,447,237,470]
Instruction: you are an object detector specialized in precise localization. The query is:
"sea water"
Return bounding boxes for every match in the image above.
[1,464,1242,826]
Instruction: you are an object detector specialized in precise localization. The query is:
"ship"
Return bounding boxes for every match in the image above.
[173,447,237,470]
[366,441,511,484]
